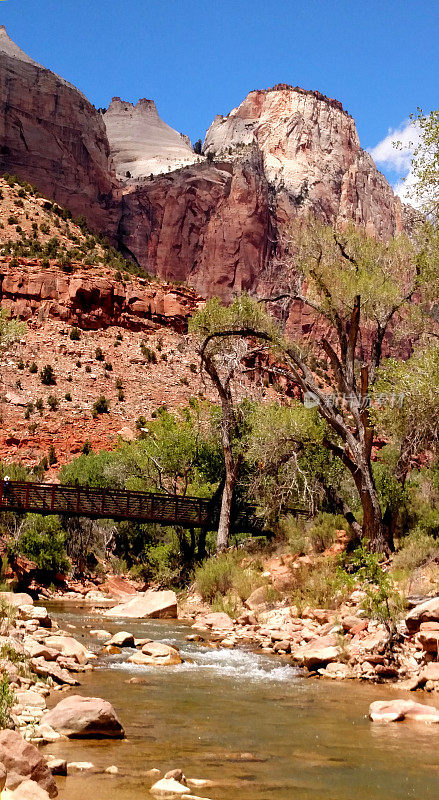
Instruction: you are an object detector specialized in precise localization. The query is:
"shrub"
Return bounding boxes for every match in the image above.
[115,378,123,390]
[95,347,104,361]
[7,215,18,225]
[48,445,57,465]
[85,365,91,373]
[0,674,14,729]
[9,514,70,581]
[40,364,56,385]
[29,362,38,374]
[69,327,81,341]
[392,529,439,573]
[136,415,147,430]
[82,440,92,455]
[140,342,157,363]
[92,395,109,417]
[65,392,72,401]
[47,394,58,411]
[35,398,44,414]
[118,389,125,401]
[39,222,50,235]
[194,552,263,605]
[105,362,113,371]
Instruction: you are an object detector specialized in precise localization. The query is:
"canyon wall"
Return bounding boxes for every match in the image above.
[0,32,414,301]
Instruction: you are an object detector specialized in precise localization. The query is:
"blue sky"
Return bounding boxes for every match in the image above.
[1,0,437,192]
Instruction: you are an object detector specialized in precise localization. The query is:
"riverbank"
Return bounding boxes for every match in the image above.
[1,588,439,799]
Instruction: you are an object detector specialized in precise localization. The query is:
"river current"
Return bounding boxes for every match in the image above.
[45,603,439,800]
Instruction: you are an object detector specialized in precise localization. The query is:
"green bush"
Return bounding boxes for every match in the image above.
[392,529,439,573]
[194,552,262,604]
[47,394,58,411]
[9,515,70,580]
[92,395,109,417]
[69,327,81,341]
[0,675,14,729]
[40,364,56,385]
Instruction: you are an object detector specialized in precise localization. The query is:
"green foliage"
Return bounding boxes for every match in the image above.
[95,347,104,361]
[194,551,263,605]
[392,529,439,573]
[246,402,344,521]
[288,557,349,613]
[69,327,81,341]
[0,309,26,351]
[0,675,14,729]
[140,342,158,363]
[340,543,405,634]
[9,514,70,580]
[404,109,439,217]
[92,395,109,416]
[40,364,56,385]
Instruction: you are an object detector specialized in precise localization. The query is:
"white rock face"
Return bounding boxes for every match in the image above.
[104,97,202,181]
[203,85,404,238]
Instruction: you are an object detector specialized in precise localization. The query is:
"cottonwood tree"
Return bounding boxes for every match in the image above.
[403,108,439,218]
[192,222,437,553]
[190,297,276,551]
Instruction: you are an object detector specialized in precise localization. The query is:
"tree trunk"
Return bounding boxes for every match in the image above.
[355,466,393,554]
[216,447,236,552]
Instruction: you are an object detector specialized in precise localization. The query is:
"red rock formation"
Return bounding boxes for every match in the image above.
[0,27,117,234]
[0,261,201,333]
[120,156,272,300]
[0,31,417,301]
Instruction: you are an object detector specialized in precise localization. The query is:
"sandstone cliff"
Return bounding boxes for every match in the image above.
[0,32,416,302]
[103,97,201,181]
[0,26,116,233]
[203,84,405,239]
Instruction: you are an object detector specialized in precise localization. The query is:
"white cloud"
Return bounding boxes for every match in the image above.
[368,120,421,205]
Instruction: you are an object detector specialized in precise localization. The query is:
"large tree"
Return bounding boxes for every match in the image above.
[192,222,437,553]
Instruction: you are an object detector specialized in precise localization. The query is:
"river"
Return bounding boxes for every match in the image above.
[44,603,439,800]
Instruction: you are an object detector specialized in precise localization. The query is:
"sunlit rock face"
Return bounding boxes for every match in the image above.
[0,26,117,234]
[103,97,202,181]
[203,84,405,240]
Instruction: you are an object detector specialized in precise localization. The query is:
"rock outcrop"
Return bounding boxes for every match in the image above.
[103,97,201,181]
[0,27,116,233]
[0,262,201,332]
[42,695,124,738]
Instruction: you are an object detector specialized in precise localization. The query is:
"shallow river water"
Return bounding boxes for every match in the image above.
[46,603,439,800]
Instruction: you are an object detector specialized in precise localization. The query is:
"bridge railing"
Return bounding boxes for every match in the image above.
[0,481,210,527]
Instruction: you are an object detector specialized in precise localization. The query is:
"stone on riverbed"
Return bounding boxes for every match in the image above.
[369,699,439,723]
[0,730,58,797]
[150,777,188,796]
[2,779,52,800]
[43,636,92,665]
[0,592,33,608]
[105,590,178,619]
[42,695,124,738]
[106,631,135,647]
[127,641,182,666]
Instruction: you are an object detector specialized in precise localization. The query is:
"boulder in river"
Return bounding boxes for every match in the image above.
[2,779,52,800]
[0,730,58,797]
[42,695,124,738]
[104,590,177,619]
[369,699,439,723]
[150,777,188,796]
[106,631,135,647]
[43,636,91,665]
[127,641,182,666]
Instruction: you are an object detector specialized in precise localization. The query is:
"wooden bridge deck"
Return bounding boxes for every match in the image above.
[0,480,307,533]
[0,481,211,527]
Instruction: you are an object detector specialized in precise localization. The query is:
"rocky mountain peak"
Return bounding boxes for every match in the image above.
[104,96,202,181]
[0,25,42,66]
